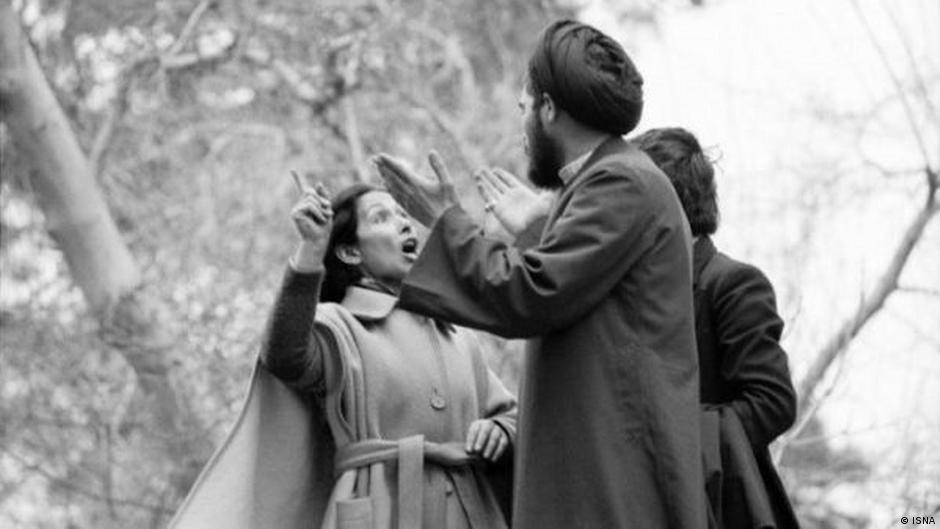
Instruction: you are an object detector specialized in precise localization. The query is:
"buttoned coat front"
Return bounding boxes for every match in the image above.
[398,138,707,529]
[169,270,517,529]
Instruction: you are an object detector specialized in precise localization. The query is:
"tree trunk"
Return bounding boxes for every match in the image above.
[0,0,208,496]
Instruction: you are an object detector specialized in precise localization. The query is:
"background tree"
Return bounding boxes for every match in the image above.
[1,0,574,526]
[2,0,937,527]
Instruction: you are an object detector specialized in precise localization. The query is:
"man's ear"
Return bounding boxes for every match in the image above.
[336,245,362,266]
[540,93,557,123]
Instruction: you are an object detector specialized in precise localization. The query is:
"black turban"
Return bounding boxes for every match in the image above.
[527,19,644,135]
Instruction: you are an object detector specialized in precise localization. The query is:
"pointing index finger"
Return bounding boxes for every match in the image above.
[290,170,313,195]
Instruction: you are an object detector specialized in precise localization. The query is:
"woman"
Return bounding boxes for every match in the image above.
[171,179,517,529]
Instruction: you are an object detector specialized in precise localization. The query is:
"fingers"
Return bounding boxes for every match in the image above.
[290,170,317,195]
[314,182,331,202]
[465,420,508,461]
[290,170,305,193]
[374,155,411,197]
[292,194,331,225]
[474,171,498,209]
[427,150,451,185]
[373,153,412,182]
[290,171,331,210]
[478,168,508,195]
[492,168,520,189]
[465,420,484,452]
[482,424,507,461]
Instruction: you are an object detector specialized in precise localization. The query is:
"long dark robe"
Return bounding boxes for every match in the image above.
[398,137,707,529]
[694,236,800,529]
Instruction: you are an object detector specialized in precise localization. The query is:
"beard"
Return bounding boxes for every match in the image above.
[525,113,565,190]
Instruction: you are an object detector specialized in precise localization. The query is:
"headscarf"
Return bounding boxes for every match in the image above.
[527,19,644,135]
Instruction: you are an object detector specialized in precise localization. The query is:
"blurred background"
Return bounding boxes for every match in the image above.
[0,0,937,527]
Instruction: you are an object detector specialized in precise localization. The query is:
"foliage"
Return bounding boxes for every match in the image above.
[1,0,575,526]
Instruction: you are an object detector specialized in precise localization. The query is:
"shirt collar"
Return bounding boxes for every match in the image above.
[558,140,607,186]
[558,150,592,186]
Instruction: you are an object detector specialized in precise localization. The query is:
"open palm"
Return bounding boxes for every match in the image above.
[476,168,554,236]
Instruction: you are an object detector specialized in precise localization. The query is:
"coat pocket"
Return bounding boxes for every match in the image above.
[337,497,373,529]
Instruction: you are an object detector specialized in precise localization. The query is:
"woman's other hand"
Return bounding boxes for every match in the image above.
[475,168,553,237]
[290,171,332,273]
[465,419,509,463]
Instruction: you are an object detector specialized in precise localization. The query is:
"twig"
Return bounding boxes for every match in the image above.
[796,167,939,416]
[166,0,216,57]
[1,449,173,514]
[849,0,932,166]
[881,2,940,132]
[398,90,481,170]
[897,285,940,299]
[89,56,158,176]
[89,0,224,176]
[341,95,367,182]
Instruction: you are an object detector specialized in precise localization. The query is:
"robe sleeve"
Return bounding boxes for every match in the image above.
[712,263,797,446]
[400,168,656,338]
[260,266,337,396]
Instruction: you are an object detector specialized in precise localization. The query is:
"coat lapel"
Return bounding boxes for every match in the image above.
[341,286,398,321]
[693,236,717,289]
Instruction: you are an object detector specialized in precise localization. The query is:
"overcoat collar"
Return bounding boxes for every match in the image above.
[342,284,456,333]
[693,236,717,288]
[341,285,398,321]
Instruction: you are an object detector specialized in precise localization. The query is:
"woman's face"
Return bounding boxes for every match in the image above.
[350,190,419,288]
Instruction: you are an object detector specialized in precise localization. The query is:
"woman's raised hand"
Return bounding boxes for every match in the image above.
[289,171,332,272]
[475,168,553,237]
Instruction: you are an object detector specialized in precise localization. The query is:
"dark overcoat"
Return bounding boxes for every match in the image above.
[399,137,707,529]
[693,236,800,529]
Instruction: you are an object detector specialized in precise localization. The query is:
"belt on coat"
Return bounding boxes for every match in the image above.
[334,434,491,529]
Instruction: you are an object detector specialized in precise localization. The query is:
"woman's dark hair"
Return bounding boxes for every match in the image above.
[320,183,381,303]
[631,127,719,236]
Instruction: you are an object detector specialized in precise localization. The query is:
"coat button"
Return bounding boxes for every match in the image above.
[430,394,447,410]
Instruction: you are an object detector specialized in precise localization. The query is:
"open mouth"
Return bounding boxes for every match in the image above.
[401,237,419,256]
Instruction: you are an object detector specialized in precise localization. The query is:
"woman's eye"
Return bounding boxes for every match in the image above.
[371,210,391,223]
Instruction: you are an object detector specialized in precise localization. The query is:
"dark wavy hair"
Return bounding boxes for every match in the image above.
[319,183,381,303]
[631,127,719,236]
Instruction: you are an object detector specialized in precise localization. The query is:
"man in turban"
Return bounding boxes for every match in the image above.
[375,20,706,529]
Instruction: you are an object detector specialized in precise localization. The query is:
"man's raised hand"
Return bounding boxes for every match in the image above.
[373,151,460,227]
[476,168,553,237]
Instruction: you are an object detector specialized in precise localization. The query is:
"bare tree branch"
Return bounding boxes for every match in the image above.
[242,45,362,142]
[2,449,174,514]
[897,285,940,299]
[796,167,939,416]
[881,3,940,133]
[89,56,158,177]
[850,0,932,166]
[166,0,216,57]
[398,90,482,170]
[89,0,228,176]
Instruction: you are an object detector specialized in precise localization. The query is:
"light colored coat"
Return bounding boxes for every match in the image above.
[170,273,517,529]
